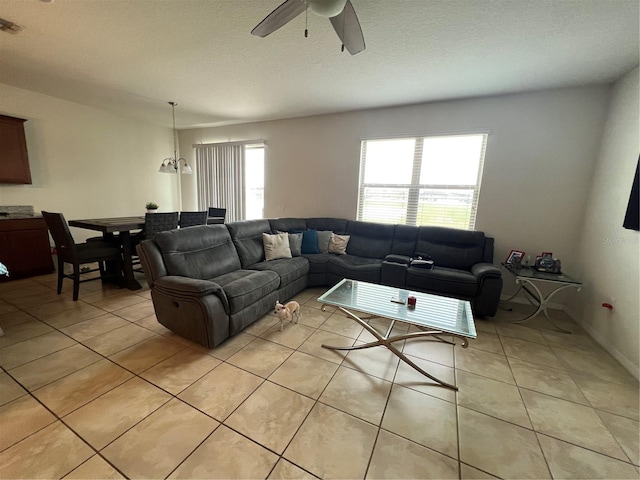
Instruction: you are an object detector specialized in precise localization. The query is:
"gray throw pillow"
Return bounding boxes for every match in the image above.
[288,232,303,257]
[316,230,332,254]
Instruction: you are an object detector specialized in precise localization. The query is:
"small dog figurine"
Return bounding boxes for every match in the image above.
[274,300,301,331]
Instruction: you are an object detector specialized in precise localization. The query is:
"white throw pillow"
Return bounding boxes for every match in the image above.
[263,232,292,261]
[328,233,350,255]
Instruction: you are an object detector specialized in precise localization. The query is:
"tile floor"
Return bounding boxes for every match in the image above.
[0,272,638,479]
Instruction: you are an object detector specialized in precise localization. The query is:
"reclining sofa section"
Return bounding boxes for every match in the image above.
[137,218,502,348]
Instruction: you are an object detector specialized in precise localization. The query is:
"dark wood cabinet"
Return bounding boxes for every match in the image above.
[0,218,54,280]
[0,114,32,184]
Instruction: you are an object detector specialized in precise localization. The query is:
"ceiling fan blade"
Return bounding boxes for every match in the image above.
[329,0,365,55]
[251,0,306,37]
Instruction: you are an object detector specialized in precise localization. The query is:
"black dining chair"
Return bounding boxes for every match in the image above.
[179,211,208,228]
[207,207,227,224]
[41,211,123,301]
[131,212,179,272]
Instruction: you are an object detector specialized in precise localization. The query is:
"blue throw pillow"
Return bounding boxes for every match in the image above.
[301,230,319,254]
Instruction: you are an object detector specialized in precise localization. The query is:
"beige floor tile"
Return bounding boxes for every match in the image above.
[8,290,62,309]
[269,350,339,399]
[467,331,504,355]
[537,433,639,479]
[319,365,392,424]
[259,321,316,349]
[141,347,221,395]
[553,347,638,386]
[82,323,157,356]
[268,459,316,479]
[343,341,401,382]
[169,424,278,479]
[32,359,133,416]
[227,337,294,377]
[520,388,627,460]
[501,335,565,369]
[112,299,155,321]
[0,280,52,301]
[24,297,82,319]
[284,403,378,479]
[460,463,499,479]
[0,395,57,451]
[39,302,106,329]
[109,335,186,373]
[456,369,532,428]
[508,357,590,405]
[8,343,102,390]
[454,346,515,384]
[64,376,171,450]
[458,406,551,479]
[0,372,26,406]
[297,329,354,363]
[541,328,602,354]
[0,421,94,479]
[0,299,19,314]
[382,384,458,458]
[179,362,263,421]
[474,319,497,334]
[495,322,548,344]
[297,304,332,328]
[134,314,173,334]
[303,296,337,314]
[572,372,640,420]
[1,330,76,369]
[226,380,315,453]
[597,410,640,466]
[102,398,218,479]
[402,336,455,367]
[319,312,365,339]
[243,314,280,336]
[0,313,54,348]
[207,332,256,360]
[90,293,147,312]
[63,455,125,479]
[393,354,456,403]
[367,428,459,479]
[80,287,129,305]
[60,313,130,341]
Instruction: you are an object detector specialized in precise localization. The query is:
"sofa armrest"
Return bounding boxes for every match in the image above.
[154,276,230,312]
[384,254,411,265]
[471,263,502,280]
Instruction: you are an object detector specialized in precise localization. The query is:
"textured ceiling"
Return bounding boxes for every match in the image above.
[0,0,638,128]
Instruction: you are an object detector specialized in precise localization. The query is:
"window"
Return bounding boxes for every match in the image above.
[357,134,487,230]
[195,142,265,222]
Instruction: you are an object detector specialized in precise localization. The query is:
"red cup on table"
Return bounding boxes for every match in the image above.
[407,295,417,307]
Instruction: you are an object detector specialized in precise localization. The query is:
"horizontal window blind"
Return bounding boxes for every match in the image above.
[357,134,487,230]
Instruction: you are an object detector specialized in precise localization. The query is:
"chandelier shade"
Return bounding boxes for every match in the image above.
[158,102,193,175]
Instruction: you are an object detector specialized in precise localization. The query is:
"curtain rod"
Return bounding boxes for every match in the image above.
[192,139,266,148]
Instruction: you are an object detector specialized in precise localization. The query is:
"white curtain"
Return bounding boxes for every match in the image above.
[195,144,245,222]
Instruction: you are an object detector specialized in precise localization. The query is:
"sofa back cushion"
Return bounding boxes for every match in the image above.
[306,218,348,234]
[269,218,307,232]
[226,219,272,267]
[345,221,394,259]
[391,225,419,256]
[416,226,486,270]
[154,224,241,279]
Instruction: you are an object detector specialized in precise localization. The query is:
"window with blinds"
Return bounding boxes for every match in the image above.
[357,134,488,230]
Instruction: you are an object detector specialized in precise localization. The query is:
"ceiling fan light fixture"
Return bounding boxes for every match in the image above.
[308,0,348,18]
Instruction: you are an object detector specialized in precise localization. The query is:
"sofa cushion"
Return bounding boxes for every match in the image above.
[328,233,350,255]
[288,233,303,256]
[391,225,419,256]
[327,255,383,284]
[263,232,292,261]
[211,269,279,314]
[345,221,394,259]
[269,218,308,232]
[227,220,272,268]
[303,253,332,275]
[415,226,486,270]
[317,230,332,254]
[247,257,309,288]
[405,266,478,297]
[154,225,241,280]
[301,230,319,254]
[306,218,348,233]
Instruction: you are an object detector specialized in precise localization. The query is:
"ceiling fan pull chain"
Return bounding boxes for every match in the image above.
[305,0,309,38]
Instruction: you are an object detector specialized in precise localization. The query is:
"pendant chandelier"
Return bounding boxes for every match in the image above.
[158,102,193,174]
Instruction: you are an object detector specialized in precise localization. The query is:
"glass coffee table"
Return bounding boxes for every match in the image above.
[501,264,582,334]
[318,279,476,391]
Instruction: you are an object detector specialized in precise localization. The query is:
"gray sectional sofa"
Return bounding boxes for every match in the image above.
[137,218,502,348]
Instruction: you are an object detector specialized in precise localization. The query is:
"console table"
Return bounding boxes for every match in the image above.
[501,264,582,334]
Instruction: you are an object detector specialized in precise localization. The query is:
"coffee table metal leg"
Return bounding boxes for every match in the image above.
[321,306,464,391]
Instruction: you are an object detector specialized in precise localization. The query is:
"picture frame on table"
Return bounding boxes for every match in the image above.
[506,250,525,264]
[541,252,553,257]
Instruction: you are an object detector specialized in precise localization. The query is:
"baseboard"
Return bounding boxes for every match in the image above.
[499,295,565,311]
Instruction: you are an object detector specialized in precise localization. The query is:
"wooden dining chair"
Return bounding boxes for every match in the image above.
[179,211,208,228]
[41,211,123,301]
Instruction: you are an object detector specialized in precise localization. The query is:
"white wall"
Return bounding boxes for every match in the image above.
[0,84,178,241]
[567,68,640,378]
[179,85,610,298]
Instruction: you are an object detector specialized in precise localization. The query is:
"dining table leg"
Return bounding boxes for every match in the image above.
[120,231,142,290]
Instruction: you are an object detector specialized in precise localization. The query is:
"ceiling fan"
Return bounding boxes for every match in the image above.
[251,0,365,55]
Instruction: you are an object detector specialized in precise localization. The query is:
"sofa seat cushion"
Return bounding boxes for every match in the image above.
[302,253,332,275]
[211,269,279,314]
[327,255,383,283]
[247,257,310,288]
[405,266,477,297]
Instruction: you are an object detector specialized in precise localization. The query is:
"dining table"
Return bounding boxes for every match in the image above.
[69,216,145,290]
